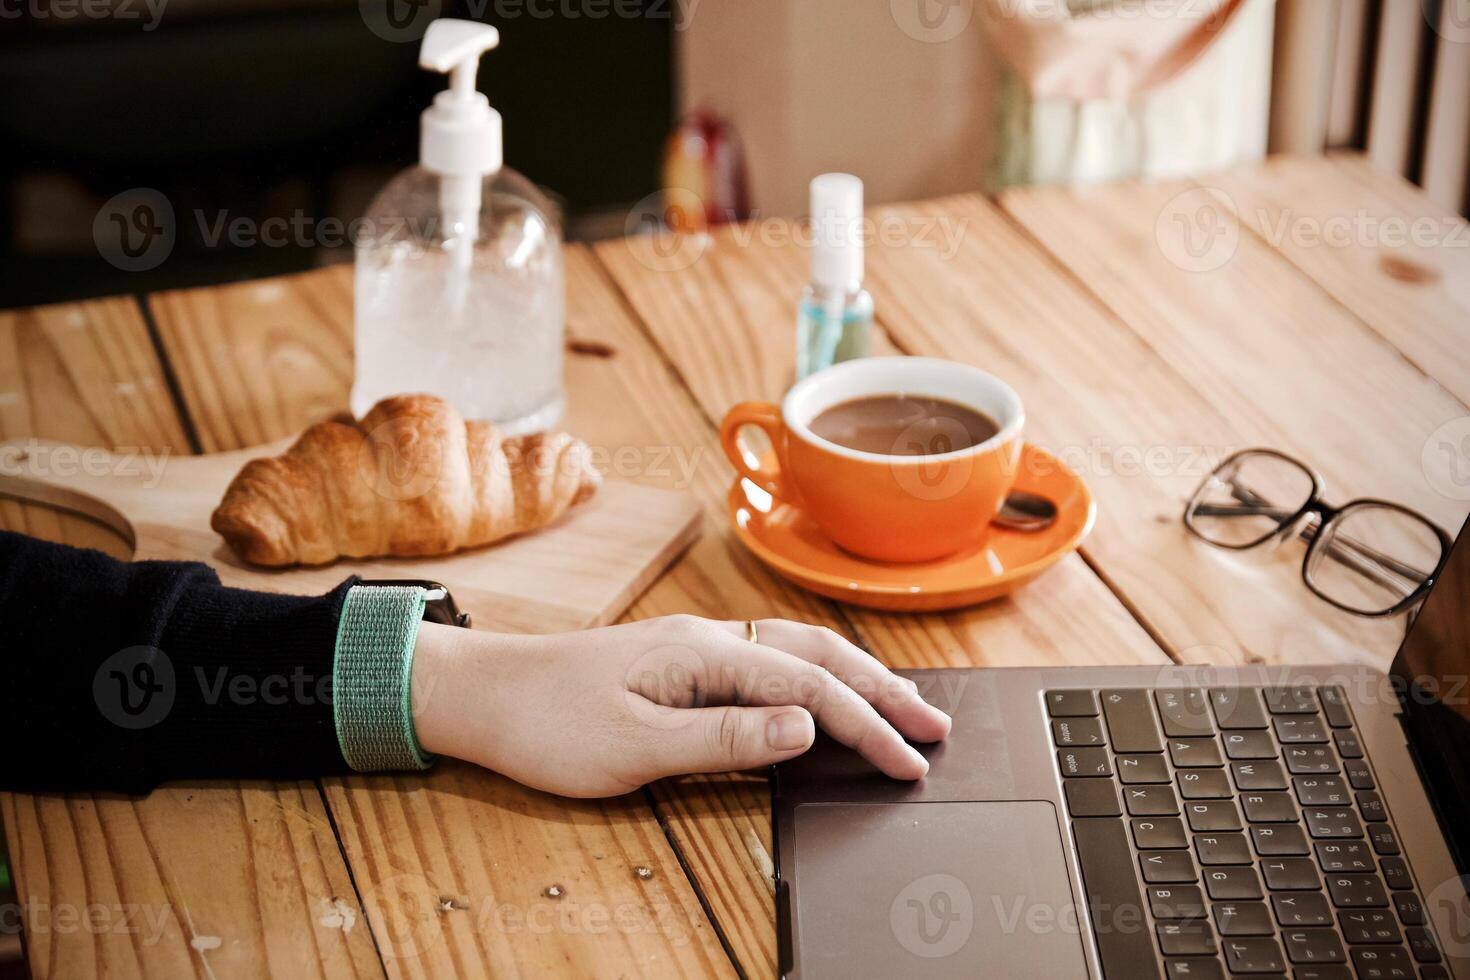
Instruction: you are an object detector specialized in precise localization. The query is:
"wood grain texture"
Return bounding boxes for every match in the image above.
[1207,153,1470,406]
[592,222,1169,973]
[995,175,1470,664]
[0,297,186,558]
[0,298,381,979]
[146,257,738,979]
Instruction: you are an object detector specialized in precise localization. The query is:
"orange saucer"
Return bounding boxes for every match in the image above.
[727,444,1095,612]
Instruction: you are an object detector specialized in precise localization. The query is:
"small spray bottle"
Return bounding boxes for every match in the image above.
[796,173,873,379]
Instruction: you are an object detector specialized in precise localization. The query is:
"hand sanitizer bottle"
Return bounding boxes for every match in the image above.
[352,19,564,434]
[796,173,873,380]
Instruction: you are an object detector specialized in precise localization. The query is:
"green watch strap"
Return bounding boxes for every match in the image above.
[333,585,435,772]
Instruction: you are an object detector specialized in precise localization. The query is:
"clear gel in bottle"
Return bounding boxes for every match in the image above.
[796,173,873,379]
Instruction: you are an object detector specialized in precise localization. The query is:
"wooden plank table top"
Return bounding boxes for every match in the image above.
[2,154,1467,978]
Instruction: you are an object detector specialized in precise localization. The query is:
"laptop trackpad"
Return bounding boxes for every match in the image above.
[791,801,1088,979]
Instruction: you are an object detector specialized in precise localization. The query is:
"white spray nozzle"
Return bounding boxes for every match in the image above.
[809,173,864,291]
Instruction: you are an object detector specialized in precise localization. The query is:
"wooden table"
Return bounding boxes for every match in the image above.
[2,153,1467,979]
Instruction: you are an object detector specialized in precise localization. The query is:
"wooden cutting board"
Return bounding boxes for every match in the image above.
[0,438,702,633]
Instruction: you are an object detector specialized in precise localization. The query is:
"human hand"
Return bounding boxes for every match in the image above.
[410,615,951,798]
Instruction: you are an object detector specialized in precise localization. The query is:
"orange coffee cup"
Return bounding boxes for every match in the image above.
[720,357,1025,563]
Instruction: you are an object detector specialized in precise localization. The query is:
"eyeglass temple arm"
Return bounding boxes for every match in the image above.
[1193,499,1428,590]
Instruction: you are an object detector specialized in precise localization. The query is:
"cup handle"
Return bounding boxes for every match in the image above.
[720,401,791,502]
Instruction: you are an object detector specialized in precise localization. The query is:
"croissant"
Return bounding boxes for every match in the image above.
[211,394,600,566]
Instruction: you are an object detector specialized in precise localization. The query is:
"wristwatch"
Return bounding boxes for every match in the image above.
[359,578,472,628]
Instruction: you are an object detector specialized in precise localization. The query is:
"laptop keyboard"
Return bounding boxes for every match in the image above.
[1049,686,1448,980]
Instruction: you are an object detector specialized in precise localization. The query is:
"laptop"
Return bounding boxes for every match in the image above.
[774,523,1470,979]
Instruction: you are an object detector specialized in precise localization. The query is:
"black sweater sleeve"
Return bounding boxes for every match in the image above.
[0,531,356,792]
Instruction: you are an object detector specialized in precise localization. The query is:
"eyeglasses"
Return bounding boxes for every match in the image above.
[1184,448,1452,617]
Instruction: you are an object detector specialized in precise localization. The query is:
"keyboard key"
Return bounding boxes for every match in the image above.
[1148,884,1206,919]
[1116,753,1171,784]
[1392,892,1424,925]
[1156,688,1214,737]
[1133,817,1189,849]
[1338,910,1402,944]
[1304,808,1363,839]
[1045,689,1098,717]
[1071,818,1161,980]
[1250,824,1309,857]
[1222,730,1277,760]
[1420,967,1451,980]
[1349,946,1414,979]
[1064,779,1121,816]
[1212,900,1273,936]
[1368,824,1400,856]
[1157,919,1216,956]
[1283,927,1345,964]
[1294,775,1350,806]
[1274,715,1329,743]
[1057,747,1112,777]
[1222,935,1285,973]
[1194,832,1251,865]
[1326,874,1389,908]
[1100,689,1163,752]
[1242,792,1296,823]
[1185,801,1242,832]
[1332,729,1363,759]
[1405,926,1441,962]
[1315,841,1374,872]
[1378,857,1412,891]
[1140,850,1198,884]
[1293,967,1352,980]
[1262,858,1321,891]
[1209,688,1268,729]
[1169,738,1223,767]
[1319,685,1353,727]
[1344,757,1375,788]
[1355,790,1387,822]
[1231,760,1287,790]
[1052,717,1105,747]
[1176,770,1232,799]
[1272,890,1332,925]
[1285,745,1339,773]
[1204,866,1262,900]
[1265,686,1318,714]
[1165,958,1222,980]
[1124,784,1180,816]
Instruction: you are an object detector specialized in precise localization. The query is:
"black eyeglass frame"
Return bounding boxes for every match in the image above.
[1183,447,1454,618]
